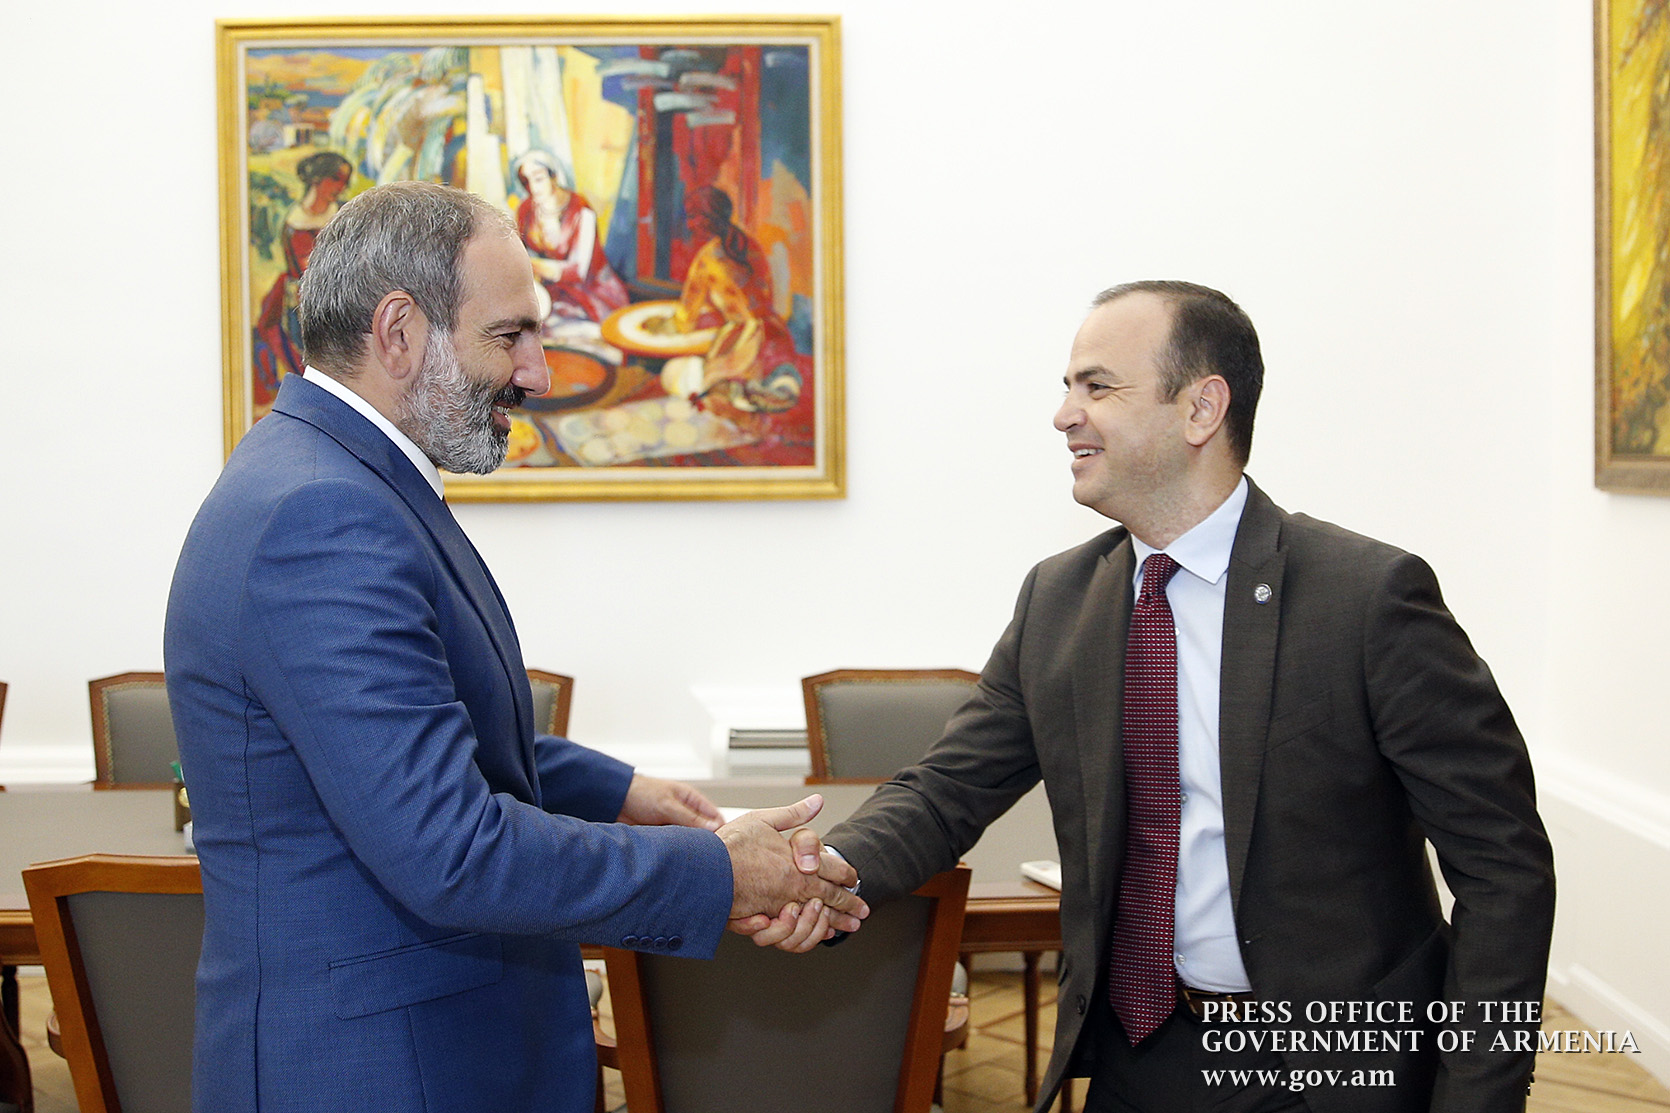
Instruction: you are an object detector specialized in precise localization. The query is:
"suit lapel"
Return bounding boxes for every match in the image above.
[422,510,537,752]
[272,376,538,762]
[1074,536,1135,940]
[1218,480,1286,911]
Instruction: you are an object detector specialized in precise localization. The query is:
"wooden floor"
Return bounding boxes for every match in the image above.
[15,969,1670,1111]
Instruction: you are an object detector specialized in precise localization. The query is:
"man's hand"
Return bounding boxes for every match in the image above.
[719,796,867,951]
[731,830,857,951]
[617,774,723,831]
[734,898,841,952]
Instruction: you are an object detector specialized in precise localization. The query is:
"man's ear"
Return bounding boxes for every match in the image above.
[369,291,426,382]
[1183,375,1231,447]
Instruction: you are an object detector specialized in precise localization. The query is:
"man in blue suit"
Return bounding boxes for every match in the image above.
[165,181,865,1113]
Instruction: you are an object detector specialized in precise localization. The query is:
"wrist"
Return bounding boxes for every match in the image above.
[822,845,861,896]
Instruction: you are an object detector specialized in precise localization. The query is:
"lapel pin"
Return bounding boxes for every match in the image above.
[1254,583,1272,604]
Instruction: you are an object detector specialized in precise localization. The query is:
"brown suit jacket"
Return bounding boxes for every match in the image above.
[826,480,1554,1113]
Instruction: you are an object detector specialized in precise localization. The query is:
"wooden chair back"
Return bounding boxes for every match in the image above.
[802,669,980,784]
[88,673,178,789]
[526,669,575,736]
[22,854,203,1113]
[601,866,970,1113]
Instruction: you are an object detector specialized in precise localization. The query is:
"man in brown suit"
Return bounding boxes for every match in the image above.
[810,282,1555,1113]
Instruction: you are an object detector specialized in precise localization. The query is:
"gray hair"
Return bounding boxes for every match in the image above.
[298,181,515,374]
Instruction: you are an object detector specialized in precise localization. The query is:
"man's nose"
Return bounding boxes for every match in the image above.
[512,337,550,397]
[1053,395,1081,433]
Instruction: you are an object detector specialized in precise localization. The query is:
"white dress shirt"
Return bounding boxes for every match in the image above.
[302,368,444,500]
[1129,475,1252,993]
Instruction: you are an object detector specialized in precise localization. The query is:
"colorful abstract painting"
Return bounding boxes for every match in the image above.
[218,18,843,500]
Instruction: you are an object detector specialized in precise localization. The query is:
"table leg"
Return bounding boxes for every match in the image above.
[1,965,16,1041]
[0,965,32,1113]
[1022,949,1040,1106]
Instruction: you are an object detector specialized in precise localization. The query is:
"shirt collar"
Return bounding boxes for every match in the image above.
[1131,475,1249,587]
[302,368,445,500]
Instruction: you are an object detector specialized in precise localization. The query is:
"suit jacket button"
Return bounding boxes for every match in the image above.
[668,936,683,951]
[1076,995,1087,1015]
[653,937,668,949]
[622,935,638,947]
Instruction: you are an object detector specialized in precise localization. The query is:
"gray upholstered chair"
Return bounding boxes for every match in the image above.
[804,670,1055,1106]
[22,854,202,1113]
[801,669,980,784]
[597,866,970,1113]
[527,669,575,736]
[88,673,179,789]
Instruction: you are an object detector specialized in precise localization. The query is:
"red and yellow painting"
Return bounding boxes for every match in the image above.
[218,18,843,500]
[1599,0,1670,491]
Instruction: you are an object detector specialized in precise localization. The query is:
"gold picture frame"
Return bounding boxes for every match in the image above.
[217,16,844,501]
[1595,0,1670,492]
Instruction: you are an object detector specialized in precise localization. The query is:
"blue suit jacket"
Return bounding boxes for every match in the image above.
[165,374,732,1113]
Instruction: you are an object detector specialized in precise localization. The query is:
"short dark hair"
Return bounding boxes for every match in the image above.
[297,181,512,374]
[1092,280,1264,465]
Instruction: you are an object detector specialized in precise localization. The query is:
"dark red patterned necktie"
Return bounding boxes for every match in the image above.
[1108,552,1182,1044]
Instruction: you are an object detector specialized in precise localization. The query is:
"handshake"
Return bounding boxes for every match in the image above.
[718,795,869,953]
[616,777,867,953]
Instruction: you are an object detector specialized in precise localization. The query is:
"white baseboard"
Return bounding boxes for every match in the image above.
[1545,963,1670,1076]
[0,741,93,786]
[0,736,762,789]
[1538,753,1670,1086]
[1537,752,1670,849]
[583,736,714,782]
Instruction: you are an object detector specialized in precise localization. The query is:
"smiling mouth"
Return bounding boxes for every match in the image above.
[489,386,527,431]
[1072,448,1101,458]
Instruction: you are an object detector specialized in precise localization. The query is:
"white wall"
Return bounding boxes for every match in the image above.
[2,0,1665,1083]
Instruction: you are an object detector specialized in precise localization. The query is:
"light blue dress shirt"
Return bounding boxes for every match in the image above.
[1129,476,1252,993]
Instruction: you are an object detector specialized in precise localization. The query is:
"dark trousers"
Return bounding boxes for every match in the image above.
[1082,995,1310,1113]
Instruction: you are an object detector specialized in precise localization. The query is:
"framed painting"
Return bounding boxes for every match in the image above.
[1596,0,1670,492]
[216,16,843,501]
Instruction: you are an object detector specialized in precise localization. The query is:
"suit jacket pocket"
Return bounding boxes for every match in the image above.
[1371,923,1449,1006]
[329,931,504,1019]
[1265,697,1332,751]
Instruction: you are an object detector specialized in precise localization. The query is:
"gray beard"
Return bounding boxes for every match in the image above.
[398,329,515,475]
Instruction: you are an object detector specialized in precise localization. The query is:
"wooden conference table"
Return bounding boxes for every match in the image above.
[0,781,1063,1107]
